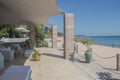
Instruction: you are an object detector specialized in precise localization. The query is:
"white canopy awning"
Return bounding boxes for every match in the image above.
[0,0,62,25]
[15,27,30,32]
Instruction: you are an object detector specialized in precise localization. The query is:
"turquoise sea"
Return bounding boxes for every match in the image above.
[88,36,120,47]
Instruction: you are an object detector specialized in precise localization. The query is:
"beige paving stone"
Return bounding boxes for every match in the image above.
[30,48,92,80]
[2,47,93,80]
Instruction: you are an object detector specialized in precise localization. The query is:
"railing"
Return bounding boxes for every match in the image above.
[92,51,120,71]
[73,47,120,71]
[116,54,120,71]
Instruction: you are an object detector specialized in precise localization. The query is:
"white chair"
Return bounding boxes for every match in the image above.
[0,49,14,61]
[0,55,4,70]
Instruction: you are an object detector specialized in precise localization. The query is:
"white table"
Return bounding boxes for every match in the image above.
[0,65,32,80]
[1,38,29,43]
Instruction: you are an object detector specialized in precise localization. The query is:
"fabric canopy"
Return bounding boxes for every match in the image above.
[0,0,62,25]
[15,27,30,32]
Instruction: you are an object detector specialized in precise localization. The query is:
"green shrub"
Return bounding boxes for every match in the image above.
[74,37,81,42]
[80,38,93,51]
[32,50,39,58]
[80,38,93,45]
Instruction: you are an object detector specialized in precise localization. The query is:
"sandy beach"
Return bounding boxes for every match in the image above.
[53,37,120,69]
[77,42,120,69]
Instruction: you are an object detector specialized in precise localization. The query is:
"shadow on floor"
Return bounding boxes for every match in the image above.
[104,68,116,71]
[58,49,64,51]
[78,60,86,63]
[42,53,64,59]
[96,72,120,80]
[70,58,86,63]
[95,61,117,73]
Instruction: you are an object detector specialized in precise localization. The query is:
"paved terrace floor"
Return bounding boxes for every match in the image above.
[0,47,93,80]
[72,52,120,80]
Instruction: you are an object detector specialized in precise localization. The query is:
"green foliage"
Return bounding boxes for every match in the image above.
[0,24,18,38]
[58,32,63,37]
[0,28,9,38]
[43,26,51,38]
[35,25,45,40]
[80,38,93,45]
[15,31,24,38]
[35,25,45,47]
[39,41,45,47]
[74,37,81,42]
[80,38,93,51]
[32,50,39,58]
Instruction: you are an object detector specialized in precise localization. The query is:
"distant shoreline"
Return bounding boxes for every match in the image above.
[75,35,120,48]
[94,42,120,48]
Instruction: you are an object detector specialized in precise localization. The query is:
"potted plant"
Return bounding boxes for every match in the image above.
[80,38,93,63]
[32,50,41,61]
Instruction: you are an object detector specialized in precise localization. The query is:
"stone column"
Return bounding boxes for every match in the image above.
[52,25,57,48]
[64,13,74,59]
[29,25,36,47]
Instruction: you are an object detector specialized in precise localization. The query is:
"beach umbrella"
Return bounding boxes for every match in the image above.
[15,27,30,33]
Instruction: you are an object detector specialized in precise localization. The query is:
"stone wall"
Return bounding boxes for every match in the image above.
[64,13,74,59]
[52,25,57,48]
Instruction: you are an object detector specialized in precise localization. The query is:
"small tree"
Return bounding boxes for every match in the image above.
[44,26,51,38]
[35,25,45,47]
[0,28,9,38]
[80,38,93,51]
[0,24,18,38]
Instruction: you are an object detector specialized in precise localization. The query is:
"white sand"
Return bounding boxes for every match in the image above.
[55,37,120,69]
[77,42,120,69]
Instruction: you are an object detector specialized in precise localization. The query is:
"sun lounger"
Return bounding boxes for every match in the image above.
[0,65,32,80]
[24,49,34,58]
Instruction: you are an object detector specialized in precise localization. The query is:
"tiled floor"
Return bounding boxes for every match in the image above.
[0,47,93,80]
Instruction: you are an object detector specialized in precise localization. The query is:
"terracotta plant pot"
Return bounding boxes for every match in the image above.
[33,55,41,61]
[32,50,41,61]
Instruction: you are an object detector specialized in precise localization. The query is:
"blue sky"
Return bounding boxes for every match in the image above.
[48,0,120,36]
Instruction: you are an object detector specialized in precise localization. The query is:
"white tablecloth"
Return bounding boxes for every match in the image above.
[1,38,29,43]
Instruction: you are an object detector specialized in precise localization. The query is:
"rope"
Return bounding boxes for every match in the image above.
[92,51,117,59]
[78,48,117,59]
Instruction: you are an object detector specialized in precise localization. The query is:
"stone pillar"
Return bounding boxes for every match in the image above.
[52,25,57,48]
[29,25,36,47]
[64,13,74,59]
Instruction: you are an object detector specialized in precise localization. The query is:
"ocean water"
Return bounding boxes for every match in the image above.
[88,36,120,47]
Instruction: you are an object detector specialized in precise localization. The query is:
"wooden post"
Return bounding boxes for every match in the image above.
[116,54,120,71]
